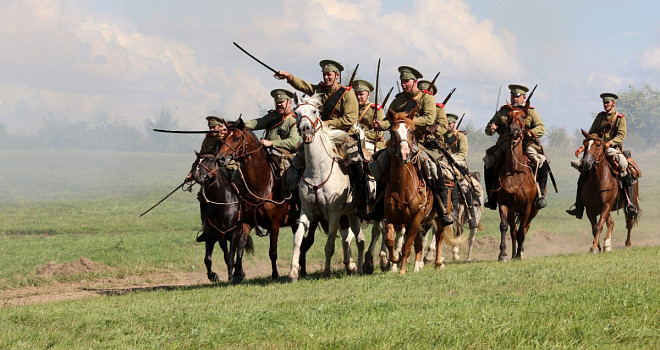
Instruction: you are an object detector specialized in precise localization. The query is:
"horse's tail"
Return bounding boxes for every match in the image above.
[434,220,467,247]
[245,235,255,255]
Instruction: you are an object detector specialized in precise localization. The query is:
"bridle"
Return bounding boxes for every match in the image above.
[295,102,323,143]
[221,128,264,162]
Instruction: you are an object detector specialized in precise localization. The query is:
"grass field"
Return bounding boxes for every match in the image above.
[1,149,659,349]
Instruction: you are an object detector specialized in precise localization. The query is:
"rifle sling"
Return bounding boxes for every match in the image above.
[321,86,348,121]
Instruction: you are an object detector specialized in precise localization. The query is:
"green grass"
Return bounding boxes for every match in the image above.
[1,149,659,348]
[1,247,658,349]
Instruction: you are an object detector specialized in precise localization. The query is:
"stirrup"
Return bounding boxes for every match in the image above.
[535,197,547,209]
[440,213,454,226]
[626,203,637,214]
[468,217,478,229]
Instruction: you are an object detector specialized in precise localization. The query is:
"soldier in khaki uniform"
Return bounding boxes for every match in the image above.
[369,66,453,226]
[443,113,477,228]
[274,60,370,219]
[483,84,548,210]
[352,79,388,156]
[418,80,449,140]
[243,88,300,170]
[185,115,229,242]
[566,93,636,218]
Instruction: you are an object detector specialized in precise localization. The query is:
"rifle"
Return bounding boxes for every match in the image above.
[524,84,538,108]
[440,88,456,107]
[437,146,479,196]
[233,42,279,74]
[425,72,441,97]
[455,113,466,130]
[347,64,359,87]
[139,181,188,217]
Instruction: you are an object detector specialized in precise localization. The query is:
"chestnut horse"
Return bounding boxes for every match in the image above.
[383,111,460,273]
[216,118,298,283]
[579,129,640,253]
[190,152,246,282]
[494,105,540,261]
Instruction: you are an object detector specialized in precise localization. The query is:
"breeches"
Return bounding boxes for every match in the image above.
[483,143,545,169]
[570,147,628,174]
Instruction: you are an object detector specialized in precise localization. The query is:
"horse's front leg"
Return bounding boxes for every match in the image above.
[340,226,356,275]
[300,220,318,277]
[413,228,425,272]
[466,225,476,262]
[603,215,615,252]
[590,206,611,253]
[218,237,231,281]
[384,222,396,264]
[363,221,381,275]
[508,212,519,259]
[400,217,423,275]
[434,225,446,269]
[498,206,509,262]
[289,213,311,282]
[323,217,341,278]
[232,223,251,284]
[269,222,281,280]
[204,239,218,282]
[348,215,365,275]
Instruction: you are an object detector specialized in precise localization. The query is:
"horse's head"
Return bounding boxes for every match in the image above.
[387,109,416,163]
[191,151,220,185]
[217,117,253,166]
[581,129,605,171]
[295,94,323,143]
[505,102,527,140]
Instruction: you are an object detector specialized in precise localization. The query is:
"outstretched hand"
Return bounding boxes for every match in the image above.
[575,146,584,158]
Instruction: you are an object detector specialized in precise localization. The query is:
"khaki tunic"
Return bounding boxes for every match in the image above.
[244,111,300,153]
[288,76,359,133]
[443,130,468,163]
[433,105,449,139]
[588,109,626,149]
[387,89,436,138]
[485,105,545,148]
[200,134,221,153]
[358,103,388,149]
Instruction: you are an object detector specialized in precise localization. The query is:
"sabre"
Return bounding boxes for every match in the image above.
[495,85,502,112]
[139,181,186,217]
[153,129,217,134]
[233,42,279,74]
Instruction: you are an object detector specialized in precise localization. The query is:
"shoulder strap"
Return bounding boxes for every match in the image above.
[321,86,348,121]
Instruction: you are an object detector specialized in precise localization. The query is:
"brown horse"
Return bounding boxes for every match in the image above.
[579,129,640,253]
[383,111,459,273]
[216,118,298,283]
[494,104,540,261]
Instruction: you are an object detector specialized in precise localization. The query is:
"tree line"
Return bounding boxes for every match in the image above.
[1,85,658,153]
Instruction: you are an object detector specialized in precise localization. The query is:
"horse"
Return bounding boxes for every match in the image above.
[288,95,365,281]
[494,104,540,261]
[189,151,246,282]
[383,111,461,273]
[579,129,640,253]
[216,119,298,283]
[423,173,483,263]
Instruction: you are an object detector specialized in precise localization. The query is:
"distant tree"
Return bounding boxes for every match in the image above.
[616,84,660,149]
[545,126,576,151]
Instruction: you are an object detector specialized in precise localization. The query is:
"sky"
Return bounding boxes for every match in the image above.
[1,0,660,134]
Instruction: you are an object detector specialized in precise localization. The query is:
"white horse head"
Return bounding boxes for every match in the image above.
[295,93,324,143]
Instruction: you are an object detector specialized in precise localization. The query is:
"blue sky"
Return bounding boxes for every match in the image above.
[1,0,659,134]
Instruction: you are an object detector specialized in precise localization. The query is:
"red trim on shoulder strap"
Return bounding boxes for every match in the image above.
[436,103,444,108]
[618,113,624,118]
[370,103,382,110]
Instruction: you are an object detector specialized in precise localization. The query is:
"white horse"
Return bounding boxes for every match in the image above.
[288,94,365,281]
[423,174,483,263]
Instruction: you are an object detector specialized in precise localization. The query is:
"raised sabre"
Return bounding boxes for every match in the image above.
[233,42,279,74]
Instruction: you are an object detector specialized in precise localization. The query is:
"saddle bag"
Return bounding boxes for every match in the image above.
[624,150,642,178]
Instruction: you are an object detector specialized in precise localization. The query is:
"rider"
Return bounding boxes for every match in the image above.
[274,60,370,219]
[566,92,636,219]
[185,115,229,242]
[483,84,547,210]
[353,79,389,154]
[369,66,453,226]
[443,113,478,229]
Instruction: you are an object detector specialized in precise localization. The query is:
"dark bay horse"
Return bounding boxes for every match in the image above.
[217,118,298,283]
[190,152,247,282]
[579,129,640,253]
[494,104,540,261]
[383,111,461,273]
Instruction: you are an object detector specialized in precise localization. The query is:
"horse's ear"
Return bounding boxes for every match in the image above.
[386,109,395,123]
[235,117,244,130]
[506,100,512,109]
[581,129,590,139]
[195,150,199,157]
[293,92,299,106]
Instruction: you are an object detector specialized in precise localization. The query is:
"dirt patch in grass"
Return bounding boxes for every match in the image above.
[36,258,112,277]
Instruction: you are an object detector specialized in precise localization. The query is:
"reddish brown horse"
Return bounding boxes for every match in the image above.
[579,129,640,253]
[383,111,460,273]
[494,104,540,261]
[216,118,298,283]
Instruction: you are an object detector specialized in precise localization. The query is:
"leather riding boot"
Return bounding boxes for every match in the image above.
[287,188,301,216]
[370,180,386,222]
[463,189,478,229]
[350,163,371,221]
[434,180,454,226]
[483,166,497,210]
[623,173,637,214]
[566,173,586,219]
[535,162,549,209]
[451,185,459,218]
[196,192,207,242]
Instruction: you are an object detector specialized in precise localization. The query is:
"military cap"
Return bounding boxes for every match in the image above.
[398,66,423,80]
[352,80,374,92]
[418,80,437,95]
[206,115,225,126]
[270,88,295,102]
[319,59,344,73]
[447,113,459,123]
[508,84,529,96]
[600,92,619,102]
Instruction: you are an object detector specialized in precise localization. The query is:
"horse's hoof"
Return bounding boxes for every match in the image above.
[232,275,244,284]
[363,260,374,275]
[434,263,445,270]
[498,256,508,262]
[271,272,279,280]
[207,272,219,282]
[589,248,599,254]
[604,246,612,252]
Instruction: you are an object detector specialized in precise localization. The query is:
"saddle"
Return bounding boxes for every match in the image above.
[624,150,642,179]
